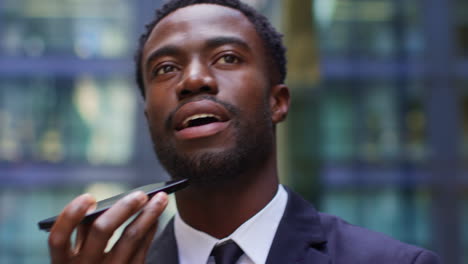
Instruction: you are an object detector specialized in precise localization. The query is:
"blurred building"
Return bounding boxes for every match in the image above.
[0,0,467,263]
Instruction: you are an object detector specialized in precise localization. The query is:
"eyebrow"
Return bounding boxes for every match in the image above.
[205,36,250,51]
[145,45,181,71]
[144,36,251,71]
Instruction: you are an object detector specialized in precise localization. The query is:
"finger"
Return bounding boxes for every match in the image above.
[108,192,168,264]
[131,222,159,264]
[74,222,91,254]
[48,194,96,264]
[79,191,148,263]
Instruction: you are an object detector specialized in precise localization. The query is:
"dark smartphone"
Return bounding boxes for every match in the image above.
[38,178,189,232]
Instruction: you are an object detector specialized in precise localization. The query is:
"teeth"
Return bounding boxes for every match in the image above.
[182,114,220,128]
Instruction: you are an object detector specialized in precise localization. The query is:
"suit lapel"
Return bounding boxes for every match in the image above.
[266,188,331,264]
[146,188,330,264]
[145,219,179,264]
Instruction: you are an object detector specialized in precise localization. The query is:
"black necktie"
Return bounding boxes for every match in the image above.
[211,240,244,264]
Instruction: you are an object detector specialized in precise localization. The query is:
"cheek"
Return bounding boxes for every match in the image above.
[239,78,269,110]
[217,68,269,103]
[145,95,170,129]
[146,82,176,108]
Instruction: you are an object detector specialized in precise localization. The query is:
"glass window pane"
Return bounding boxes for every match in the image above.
[322,187,433,248]
[460,82,468,161]
[0,184,127,262]
[462,194,468,263]
[319,85,356,161]
[314,0,423,59]
[456,0,468,58]
[0,0,134,58]
[297,80,427,164]
[0,75,136,164]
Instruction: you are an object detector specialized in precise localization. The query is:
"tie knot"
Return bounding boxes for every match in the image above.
[211,240,244,264]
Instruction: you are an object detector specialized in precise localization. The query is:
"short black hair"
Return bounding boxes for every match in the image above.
[134,0,287,97]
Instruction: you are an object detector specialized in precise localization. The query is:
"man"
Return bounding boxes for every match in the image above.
[47,0,441,263]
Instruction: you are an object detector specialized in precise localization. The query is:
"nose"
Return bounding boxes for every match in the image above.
[177,61,218,100]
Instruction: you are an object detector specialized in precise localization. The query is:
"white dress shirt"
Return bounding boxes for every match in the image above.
[174,185,288,264]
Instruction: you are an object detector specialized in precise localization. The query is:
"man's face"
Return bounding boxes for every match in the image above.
[141,4,286,184]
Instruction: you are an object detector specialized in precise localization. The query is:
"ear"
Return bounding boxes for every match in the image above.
[269,84,290,124]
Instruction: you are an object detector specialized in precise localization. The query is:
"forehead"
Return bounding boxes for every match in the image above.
[143,4,264,56]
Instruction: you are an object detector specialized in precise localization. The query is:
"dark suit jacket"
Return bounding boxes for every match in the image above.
[146,188,441,264]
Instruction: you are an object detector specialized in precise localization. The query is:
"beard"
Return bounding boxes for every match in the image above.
[150,96,274,188]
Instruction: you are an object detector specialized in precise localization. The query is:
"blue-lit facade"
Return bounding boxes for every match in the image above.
[0,0,467,263]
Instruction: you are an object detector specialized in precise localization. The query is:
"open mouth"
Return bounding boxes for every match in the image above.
[177,114,222,130]
[172,100,231,140]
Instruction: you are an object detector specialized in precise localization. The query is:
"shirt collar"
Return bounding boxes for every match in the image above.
[174,213,218,264]
[174,185,288,264]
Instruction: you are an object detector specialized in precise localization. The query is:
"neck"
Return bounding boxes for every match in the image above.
[174,153,279,239]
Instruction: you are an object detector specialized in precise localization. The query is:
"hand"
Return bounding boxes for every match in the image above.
[48,191,168,264]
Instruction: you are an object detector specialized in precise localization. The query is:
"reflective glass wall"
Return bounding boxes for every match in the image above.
[0,1,167,263]
[284,0,467,263]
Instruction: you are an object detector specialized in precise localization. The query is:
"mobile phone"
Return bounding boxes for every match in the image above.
[38,178,189,232]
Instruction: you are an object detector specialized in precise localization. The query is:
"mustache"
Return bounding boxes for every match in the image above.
[165,95,240,129]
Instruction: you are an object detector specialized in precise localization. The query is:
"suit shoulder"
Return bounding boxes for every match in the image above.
[318,212,440,264]
[146,219,179,264]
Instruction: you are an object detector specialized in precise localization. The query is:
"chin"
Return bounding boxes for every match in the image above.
[165,146,246,185]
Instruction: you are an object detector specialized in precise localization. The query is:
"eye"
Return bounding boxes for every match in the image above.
[154,64,178,76]
[216,54,240,65]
